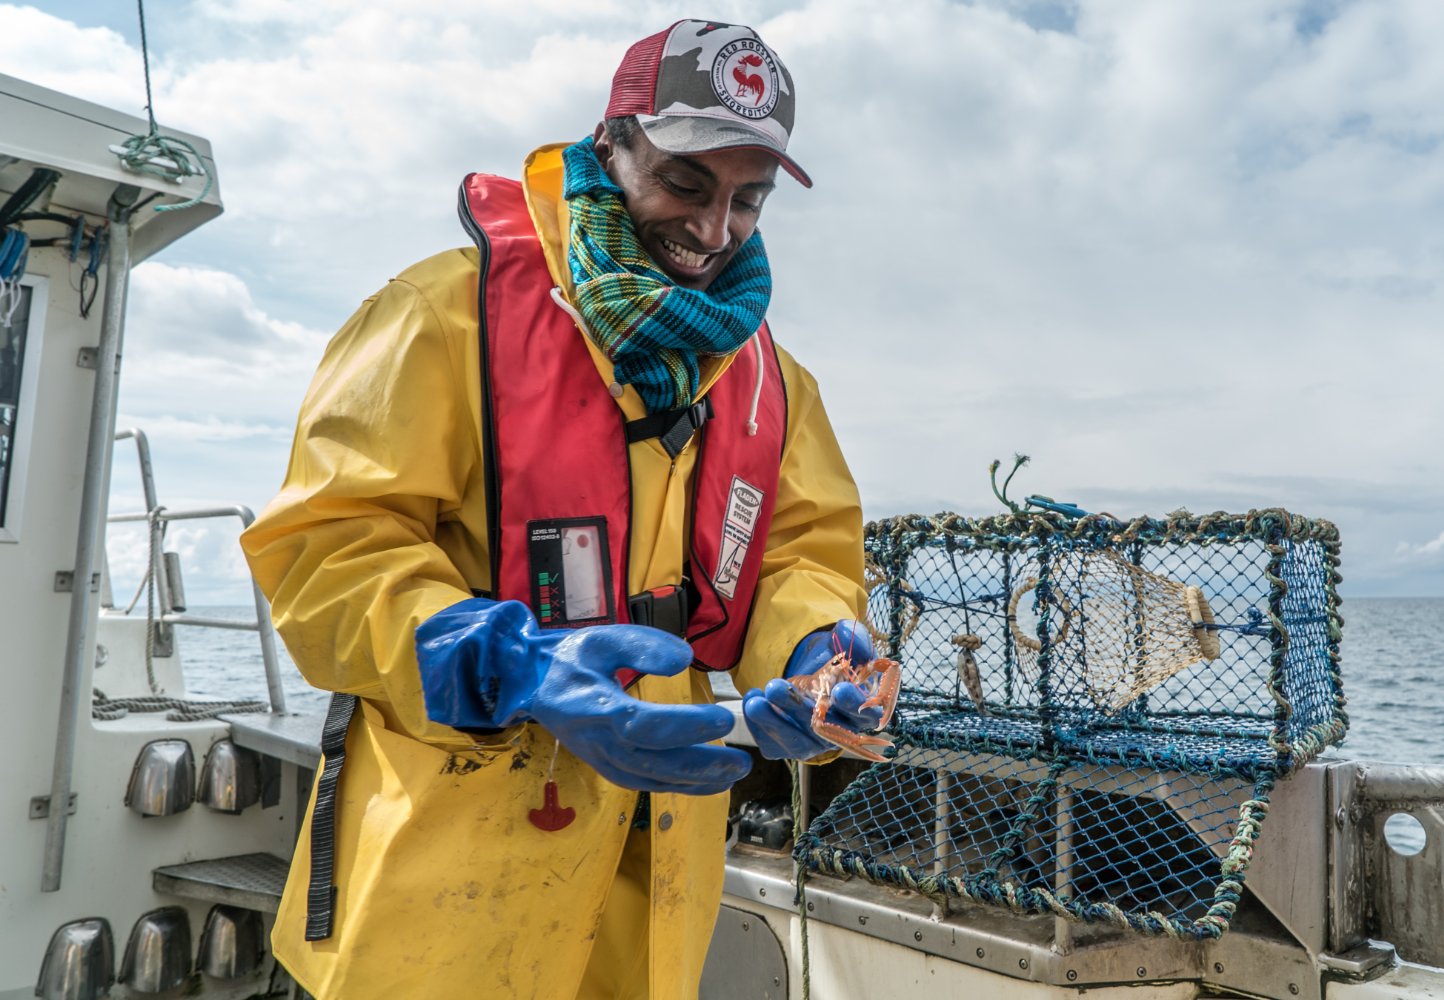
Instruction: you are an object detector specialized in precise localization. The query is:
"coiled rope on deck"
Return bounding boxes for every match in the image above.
[92,690,266,723]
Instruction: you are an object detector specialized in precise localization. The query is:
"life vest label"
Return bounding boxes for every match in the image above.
[714,476,765,600]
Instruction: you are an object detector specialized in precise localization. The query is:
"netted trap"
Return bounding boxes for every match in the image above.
[861,508,1346,777]
[795,741,1274,939]
[796,506,1346,940]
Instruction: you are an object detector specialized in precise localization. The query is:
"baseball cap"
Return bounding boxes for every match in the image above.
[605,20,812,188]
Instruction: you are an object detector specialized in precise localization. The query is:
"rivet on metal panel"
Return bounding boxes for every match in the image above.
[976,948,985,959]
[806,902,814,912]
[1019,959,1029,970]
[1137,967,1147,977]
[858,915,867,926]
[741,921,750,932]
[758,887,766,897]
[1214,963,1225,974]
[914,931,923,942]
[1289,986,1300,996]
[1066,970,1077,982]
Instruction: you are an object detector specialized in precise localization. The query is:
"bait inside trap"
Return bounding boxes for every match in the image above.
[797,508,1344,939]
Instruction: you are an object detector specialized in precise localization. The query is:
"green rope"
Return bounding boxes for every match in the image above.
[791,760,812,1000]
[988,454,1030,512]
[114,0,214,212]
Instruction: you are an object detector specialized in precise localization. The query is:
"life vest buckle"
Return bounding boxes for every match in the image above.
[624,398,715,459]
[628,584,690,637]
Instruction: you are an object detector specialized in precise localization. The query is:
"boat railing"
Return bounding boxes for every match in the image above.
[106,427,286,714]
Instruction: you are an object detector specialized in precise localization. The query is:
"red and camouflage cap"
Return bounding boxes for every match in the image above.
[606,19,811,188]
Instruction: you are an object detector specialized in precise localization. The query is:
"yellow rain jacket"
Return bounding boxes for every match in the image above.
[240,144,866,998]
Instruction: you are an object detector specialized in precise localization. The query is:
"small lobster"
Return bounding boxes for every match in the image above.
[788,644,901,762]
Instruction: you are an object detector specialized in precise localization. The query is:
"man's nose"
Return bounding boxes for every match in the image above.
[685,198,731,254]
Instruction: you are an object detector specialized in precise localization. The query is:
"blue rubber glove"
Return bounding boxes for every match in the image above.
[741,621,885,761]
[418,598,752,795]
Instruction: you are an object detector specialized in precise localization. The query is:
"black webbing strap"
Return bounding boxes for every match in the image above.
[627,584,689,637]
[623,398,714,459]
[305,691,359,941]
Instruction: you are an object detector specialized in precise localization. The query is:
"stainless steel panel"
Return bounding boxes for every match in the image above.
[700,904,787,1000]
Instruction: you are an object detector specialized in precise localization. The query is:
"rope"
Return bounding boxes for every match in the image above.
[790,760,812,1000]
[113,0,214,212]
[93,690,266,722]
[989,454,1030,512]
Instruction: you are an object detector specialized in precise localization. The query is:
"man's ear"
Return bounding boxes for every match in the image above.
[592,121,612,167]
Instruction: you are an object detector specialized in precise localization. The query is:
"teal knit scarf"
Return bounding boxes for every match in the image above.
[562,136,771,413]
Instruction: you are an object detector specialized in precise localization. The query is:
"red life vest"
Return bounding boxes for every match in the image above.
[458,173,786,678]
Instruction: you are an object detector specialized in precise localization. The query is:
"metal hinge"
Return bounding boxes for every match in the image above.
[30,793,77,820]
[54,571,101,593]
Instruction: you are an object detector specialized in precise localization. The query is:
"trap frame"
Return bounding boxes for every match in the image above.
[796,507,1346,939]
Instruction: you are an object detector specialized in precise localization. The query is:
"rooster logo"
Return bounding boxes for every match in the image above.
[732,53,767,105]
[712,40,780,119]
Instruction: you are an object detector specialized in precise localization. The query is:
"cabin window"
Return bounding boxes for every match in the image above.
[0,274,46,542]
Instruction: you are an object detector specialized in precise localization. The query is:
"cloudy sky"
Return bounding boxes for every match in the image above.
[3,0,1441,601]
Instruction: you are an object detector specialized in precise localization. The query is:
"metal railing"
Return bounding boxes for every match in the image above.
[107,428,286,715]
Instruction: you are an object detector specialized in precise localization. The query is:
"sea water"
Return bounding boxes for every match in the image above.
[177,597,1443,765]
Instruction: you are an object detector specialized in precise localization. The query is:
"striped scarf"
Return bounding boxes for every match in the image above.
[562,136,771,413]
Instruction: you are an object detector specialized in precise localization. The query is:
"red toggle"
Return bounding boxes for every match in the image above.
[528,780,576,832]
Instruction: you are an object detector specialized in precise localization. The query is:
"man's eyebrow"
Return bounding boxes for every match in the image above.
[667,153,777,193]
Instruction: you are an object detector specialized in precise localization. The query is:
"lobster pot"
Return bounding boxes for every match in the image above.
[865,509,1345,777]
[795,738,1273,940]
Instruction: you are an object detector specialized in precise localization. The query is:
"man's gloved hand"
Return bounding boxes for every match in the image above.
[418,598,751,795]
[741,620,885,761]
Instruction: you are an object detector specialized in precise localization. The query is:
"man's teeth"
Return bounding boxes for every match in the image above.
[661,238,709,269]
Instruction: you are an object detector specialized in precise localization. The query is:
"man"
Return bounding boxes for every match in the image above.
[242,19,884,998]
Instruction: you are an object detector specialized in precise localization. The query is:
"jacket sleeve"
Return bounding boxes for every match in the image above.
[730,350,868,695]
[239,272,493,750]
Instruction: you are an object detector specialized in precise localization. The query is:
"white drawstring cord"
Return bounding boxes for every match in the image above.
[550,285,764,437]
[745,334,764,437]
[549,285,588,333]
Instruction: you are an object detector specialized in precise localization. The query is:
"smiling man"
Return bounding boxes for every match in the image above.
[243,19,880,999]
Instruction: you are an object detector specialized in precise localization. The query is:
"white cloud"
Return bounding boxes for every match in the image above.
[6,0,1443,596]
[1395,531,1444,564]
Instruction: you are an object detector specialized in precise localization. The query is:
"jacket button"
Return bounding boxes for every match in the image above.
[658,812,674,831]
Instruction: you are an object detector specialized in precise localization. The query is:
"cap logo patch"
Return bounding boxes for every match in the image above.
[712,38,779,120]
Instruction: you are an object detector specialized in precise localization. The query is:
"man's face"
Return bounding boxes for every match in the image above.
[592,122,779,291]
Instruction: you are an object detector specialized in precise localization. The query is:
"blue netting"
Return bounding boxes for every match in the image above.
[796,741,1273,939]
[860,509,1345,777]
[796,509,1345,940]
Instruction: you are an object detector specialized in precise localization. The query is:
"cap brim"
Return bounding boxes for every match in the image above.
[638,115,813,189]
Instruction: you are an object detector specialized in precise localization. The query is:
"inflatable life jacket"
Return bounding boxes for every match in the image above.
[457,173,787,677]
